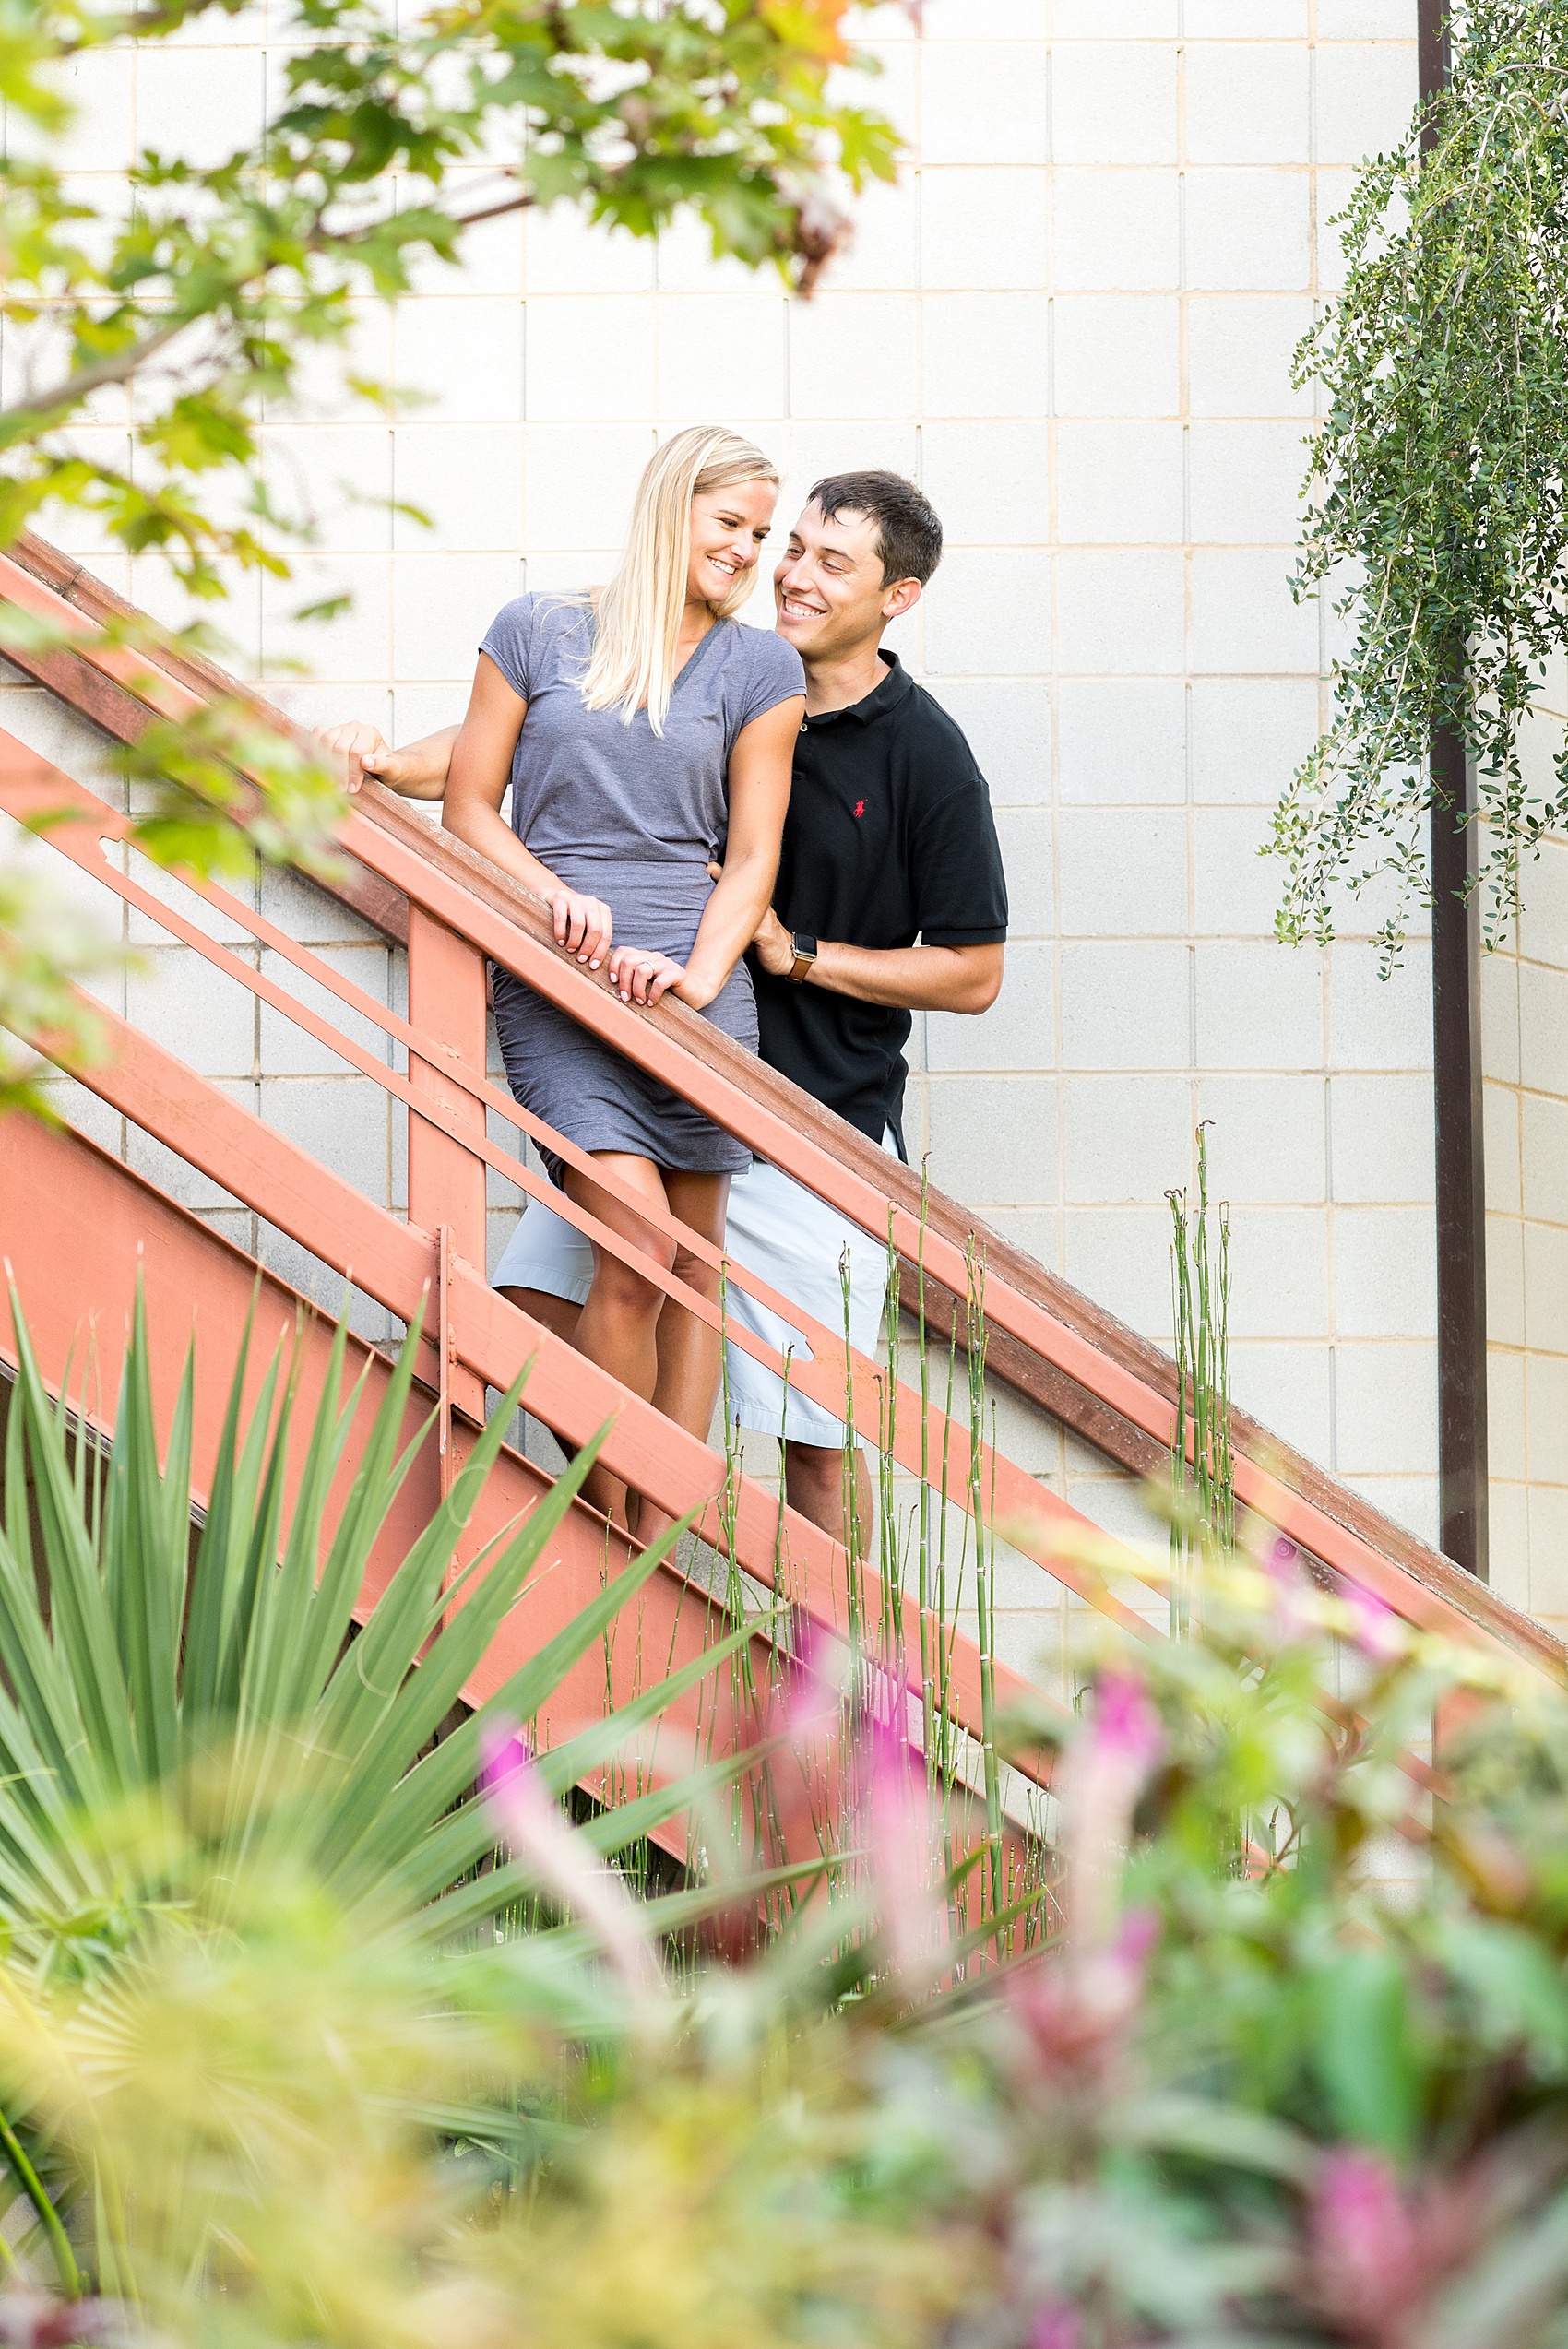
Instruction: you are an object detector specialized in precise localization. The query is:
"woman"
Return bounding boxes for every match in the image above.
[439,426,804,1536]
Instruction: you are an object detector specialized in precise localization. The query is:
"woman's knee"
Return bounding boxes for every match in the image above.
[590,1249,668,1322]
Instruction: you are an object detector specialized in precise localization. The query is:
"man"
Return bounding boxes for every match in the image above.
[321,471,1008,1544]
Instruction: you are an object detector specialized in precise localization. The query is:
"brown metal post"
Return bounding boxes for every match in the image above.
[1419,0,1489,1579]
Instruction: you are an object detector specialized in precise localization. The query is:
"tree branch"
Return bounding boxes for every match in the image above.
[0,313,192,427]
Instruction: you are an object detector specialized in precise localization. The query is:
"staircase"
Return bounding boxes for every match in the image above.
[0,530,1560,1841]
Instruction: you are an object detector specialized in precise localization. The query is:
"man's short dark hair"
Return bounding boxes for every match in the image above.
[807,470,944,587]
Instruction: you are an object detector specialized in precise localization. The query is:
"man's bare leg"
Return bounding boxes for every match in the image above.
[496,1286,581,1345]
[634,1167,731,1552]
[783,1438,873,1552]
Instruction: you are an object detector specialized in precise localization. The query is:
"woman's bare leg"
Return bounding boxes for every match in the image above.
[636,1167,731,1548]
[563,1154,673,1529]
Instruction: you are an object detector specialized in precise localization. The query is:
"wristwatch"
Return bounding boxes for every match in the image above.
[788,931,818,983]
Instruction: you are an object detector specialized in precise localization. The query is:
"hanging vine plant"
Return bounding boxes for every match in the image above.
[1270,0,1568,965]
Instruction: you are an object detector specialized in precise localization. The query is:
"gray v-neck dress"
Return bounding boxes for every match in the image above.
[481,592,805,1180]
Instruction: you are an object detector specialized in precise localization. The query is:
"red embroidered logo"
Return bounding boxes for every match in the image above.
[853,799,866,818]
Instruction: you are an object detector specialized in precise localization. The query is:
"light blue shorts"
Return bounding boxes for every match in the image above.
[490,1132,900,1449]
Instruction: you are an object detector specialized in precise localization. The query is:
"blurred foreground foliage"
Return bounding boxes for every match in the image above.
[5,1281,1568,2344]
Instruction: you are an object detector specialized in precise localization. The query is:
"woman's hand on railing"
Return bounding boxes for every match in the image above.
[605,944,702,1009]
[548,889,614,971]
[316,720,453,801]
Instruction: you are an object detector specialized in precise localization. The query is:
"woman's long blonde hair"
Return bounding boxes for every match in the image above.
[580,425,779,736]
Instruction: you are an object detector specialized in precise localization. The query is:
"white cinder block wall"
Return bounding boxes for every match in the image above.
[12,0,1486,1585]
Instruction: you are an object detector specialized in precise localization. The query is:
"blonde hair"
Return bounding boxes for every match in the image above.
[580,425,779,736]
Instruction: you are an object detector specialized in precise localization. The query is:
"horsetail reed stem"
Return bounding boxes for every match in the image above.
[1167,1123,1236,1638]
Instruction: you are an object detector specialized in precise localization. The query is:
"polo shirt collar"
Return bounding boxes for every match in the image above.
[804,650,912,729]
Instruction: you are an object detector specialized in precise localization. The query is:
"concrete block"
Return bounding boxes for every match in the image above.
[922,551,1051,677]
[1195,943,1324,1069]
[1327,943,1431,1073]
[1190,550,1321,673]
[1229,1338,1332,1461]
[27,1073,123,1156]
[1184,0,1306,30]
[1188,294,1316,421]
[1340,1474,1438,1550]
[10,47,132,171]
[1484,1078,1521,1218]
[925,1074,1056,1206]
[921,421,1051,545]
[1196,1074,1327,1204]
[1522,1218,1568,1353]
[921,170,1050,291]
[1194,806,1289,937]
[279,301,392,428]
[1333,1206,1436,1338]
[1523,1094,1568,1227]
[256,862,384,950]
[1055,421,1184,545]
[920,0,1047,33]
[926,943,1052,1072]
[978,1207,1058,1268]
[1315,43,1420,167]
[1480,950,1521,1086]
[260,553,390,685]
[258,1076,393,1205]
[1063,1074,1191,1204]
[1052,296,1181,418]
[1486,1346,1527,1486]
[790,287,921,416]
[1051,45,1178,166]
[1487,1213,1525,1350]
[1058,679,1185,805]
[1191,678,1321,806]
[126,945,256,1080]
[1052,171,1181,291]
[1058,808,1188,936]
[823,177,921,295]
[523,424,653,552]
[391,424,520,552]
[658,293,787,420]
[1317,0,1418,30]
[920,682,1050,804]
[1223,1206,1329,1337]
[262,425,393,554]
[992,809,1053,933]
[396,296,524,424]
[1061,943,1190,1070]
[1518,958,1568,1096]
[1315,168,1360,295]
[1524,1351,1568,1487]
[136,45,263,168]
[1526,1484,1568,1622]
[1188,421,1307,546]
[523,295,653,421]
[1330,1073,1434,1206]
[1335,1343,1438,1465]
[1487,1473,1530,1616]
[920,42,1050,166]
[526,208,655,295]
[125,1087,252,1216]
[1062,1207,1173,1338]
[1515,836,1568,968]
[125,845,256,951]
[782,426,921,509]
[921,295,1048,418]
[1184,170,1312,292]
[1184,44,1310,165]
[392,554,525,683]
[1051,0,1174,28]
[1057,549,1184,675]
[256,944,393,1078]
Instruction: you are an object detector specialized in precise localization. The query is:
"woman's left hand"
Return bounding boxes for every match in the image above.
[606,944,712,1009]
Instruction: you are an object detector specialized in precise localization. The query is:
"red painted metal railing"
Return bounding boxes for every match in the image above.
[0,532,1562,1739]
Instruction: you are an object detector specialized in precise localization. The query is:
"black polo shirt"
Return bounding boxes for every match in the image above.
[753,652,1008,1151]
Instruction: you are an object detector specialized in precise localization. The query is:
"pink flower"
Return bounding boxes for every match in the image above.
[1308,2150,1473,2349]
[1061,1673,1164,1951]
[1029,2303,1082,2349]
[1346,1586,1406,1664]
[1012,1908,1158,2082]
[862,1721,942,1984]
[1265,1537,1316,1644]
[1092,1673,1165,1776]
[481,1725,665,2004]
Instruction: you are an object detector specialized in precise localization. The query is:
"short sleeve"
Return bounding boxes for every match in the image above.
[736,630,806,734]
[911,782,1010,946]
[480,596,537,700]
